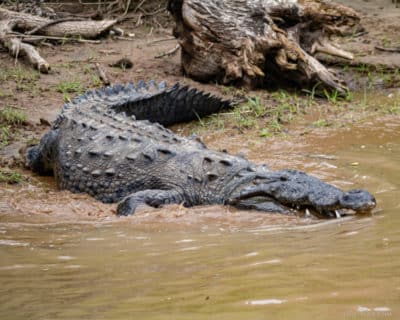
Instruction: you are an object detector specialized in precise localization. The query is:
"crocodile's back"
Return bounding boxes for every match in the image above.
[51,81,228,203]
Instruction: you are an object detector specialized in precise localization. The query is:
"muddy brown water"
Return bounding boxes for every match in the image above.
[0,116,399,319]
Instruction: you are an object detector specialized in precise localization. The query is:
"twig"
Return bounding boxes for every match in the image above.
[375,46,400,53]
[26,18,85,36]
[111,26,124,36]
[135,13,143,27]
[123,0,132,16]
[138,7,166,17]
[10,33,101,44]
[353,31,368,37]
[155,44,180,58]
[13,42,20,66]
[6,38,50,73]
[95,62,110,85]
[133,0,147,13]
[77,0,116,5]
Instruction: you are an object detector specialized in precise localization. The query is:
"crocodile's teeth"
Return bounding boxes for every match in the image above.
[305,208,311,218]
[335,210,341,218]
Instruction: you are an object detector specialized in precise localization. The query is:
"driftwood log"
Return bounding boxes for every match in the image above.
[168,0,362,93]
[0,8,117,73]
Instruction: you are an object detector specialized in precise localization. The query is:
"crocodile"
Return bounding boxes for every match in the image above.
[25,81,376,218]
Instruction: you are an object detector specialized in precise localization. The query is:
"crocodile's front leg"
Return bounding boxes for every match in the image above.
[117,190,185,216]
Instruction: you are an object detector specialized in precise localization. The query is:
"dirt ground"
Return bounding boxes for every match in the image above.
[0,0,399,226]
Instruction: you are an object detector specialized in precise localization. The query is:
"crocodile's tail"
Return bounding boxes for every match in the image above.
[116,81,232,126]
[62,81,233,127]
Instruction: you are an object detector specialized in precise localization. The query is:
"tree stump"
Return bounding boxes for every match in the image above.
[168,0,362,93]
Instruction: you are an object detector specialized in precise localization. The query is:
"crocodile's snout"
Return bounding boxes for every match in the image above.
[339,189,376,213]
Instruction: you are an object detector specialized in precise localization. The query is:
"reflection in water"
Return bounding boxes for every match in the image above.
[0,119,399,319]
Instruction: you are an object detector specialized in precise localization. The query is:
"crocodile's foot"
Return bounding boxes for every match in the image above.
[227,169,376,219]
[117,189,185,216]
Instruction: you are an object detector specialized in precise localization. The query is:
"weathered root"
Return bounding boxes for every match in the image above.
[311,38,354,60]
[0,7,117,72]
[8,37,50,73]
[168,0,362,93]
[0,18,48,72]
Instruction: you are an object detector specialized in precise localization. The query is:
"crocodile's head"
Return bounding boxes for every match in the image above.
[226,169,376,218]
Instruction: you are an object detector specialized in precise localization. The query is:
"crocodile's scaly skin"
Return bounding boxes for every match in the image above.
[26,81,376,217]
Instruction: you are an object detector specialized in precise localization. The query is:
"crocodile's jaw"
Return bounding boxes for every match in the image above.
[227,187,376,218]
[226,169,377,218]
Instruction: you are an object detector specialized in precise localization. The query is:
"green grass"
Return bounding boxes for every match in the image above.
[0,107,27,126]
[82,65,102,87]
[0,169,25,184]
[312,119,332,128]
[0,67,39,84]
[190,91,301,137]
[0,67,40,95]
[56,80,83,94]
[56,80,83,102]
[259,128,273,138]
[323,89,340,104]
[0,126,11,147]
[0,107,27,147]
[91,75,102,87]
[231,97,265,130]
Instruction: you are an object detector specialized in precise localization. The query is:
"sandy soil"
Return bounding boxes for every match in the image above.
[0,0,399,226]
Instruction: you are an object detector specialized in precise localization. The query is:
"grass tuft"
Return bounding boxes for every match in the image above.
[56,80,83,102]
[0,107,27,147]
[0,107,27,126]
[0,169,25,184]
